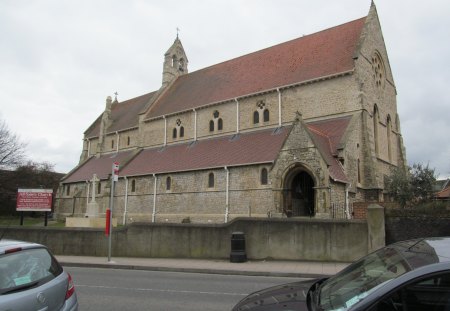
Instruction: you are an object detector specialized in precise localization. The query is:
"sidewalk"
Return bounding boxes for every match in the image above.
[56,255,350,278]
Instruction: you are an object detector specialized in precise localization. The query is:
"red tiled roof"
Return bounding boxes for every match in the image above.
[62,150,136,183]
[120,127,291,176]
[85,92,156,139]
[146,17,366,119]
[306,116,352,183]
[65,117,352,184]
[436,186,450,199]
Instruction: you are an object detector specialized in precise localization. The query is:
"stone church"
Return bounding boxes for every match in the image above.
[55,3,407,224]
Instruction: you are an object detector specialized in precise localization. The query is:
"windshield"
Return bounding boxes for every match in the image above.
[318,247,411,310]
[0,247,63,295]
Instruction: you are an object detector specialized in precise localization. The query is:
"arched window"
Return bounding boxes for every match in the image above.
[131,179,136,192]
[261,168,268,185]
[373,105,379,156]
[127,136,131,146]
[178,58,184,72]
[253,111,259,124]
[218,118,223,130]
[180,126,184,138]
[172,128,177,139]
[97,182,101,194]
[263,109,270,122]
[166,176,171,191]
[171,55,177,67]
[66,185,70,196]
[209,120,214,132]
[387,115,392,162]
[208,172,215,188]
[111,140,115,149]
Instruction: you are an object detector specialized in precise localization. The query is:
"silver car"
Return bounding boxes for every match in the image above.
[0,239,78,310]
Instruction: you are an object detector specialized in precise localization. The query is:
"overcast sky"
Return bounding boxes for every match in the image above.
[1,0,449,178]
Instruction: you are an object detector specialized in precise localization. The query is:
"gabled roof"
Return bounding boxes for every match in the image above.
[65,127,291,183]
[85,91,156,139]
[145,17,366,119]
[120,127,291,177]
[62,150,136,183]
[306,116,352,183]
[435,184,450,199]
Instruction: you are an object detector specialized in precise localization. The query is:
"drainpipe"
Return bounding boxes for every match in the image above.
[85,180,90,210]
[163,116,167,146]
[225,166,229,223]
[193,109,197,141]
[277,88,282,127]
[116,132,120,152]
[345,183,351,219]
[123,176,129,225]
[235,98,240,133]
[152,174,157,222]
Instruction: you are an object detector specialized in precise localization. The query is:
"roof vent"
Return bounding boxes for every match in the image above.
[230,134,240,141]
[188,141,197,148]
[272,127,284,135]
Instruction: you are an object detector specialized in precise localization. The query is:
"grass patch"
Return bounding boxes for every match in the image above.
[0,216,66,227]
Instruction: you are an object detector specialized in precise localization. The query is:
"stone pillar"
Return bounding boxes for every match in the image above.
[85,174,101,218]
[367,204,385,253]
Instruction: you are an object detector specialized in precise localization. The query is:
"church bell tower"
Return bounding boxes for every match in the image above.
[162,35,188,87]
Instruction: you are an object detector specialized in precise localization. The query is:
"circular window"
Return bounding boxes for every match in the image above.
[371,52,385,89]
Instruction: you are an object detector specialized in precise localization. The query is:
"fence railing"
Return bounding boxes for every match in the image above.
[330,202,353,219]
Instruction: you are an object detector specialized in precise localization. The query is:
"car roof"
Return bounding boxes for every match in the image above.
[0,239,44,254]
[391,237,450,268]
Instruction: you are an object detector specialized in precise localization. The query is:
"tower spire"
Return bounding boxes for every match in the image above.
[162,34,188,87]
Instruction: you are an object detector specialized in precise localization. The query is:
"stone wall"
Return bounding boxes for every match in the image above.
[385,208,450,244]
[55,164,276,224]
[2,218,370,262]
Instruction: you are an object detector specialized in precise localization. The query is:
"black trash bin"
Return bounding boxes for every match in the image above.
[230,231,247,263]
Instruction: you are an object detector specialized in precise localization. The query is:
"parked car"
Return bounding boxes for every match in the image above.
[0,239,78,310]
[232,237,450,311]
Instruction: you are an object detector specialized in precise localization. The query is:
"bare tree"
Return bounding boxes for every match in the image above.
[0,119,26,168]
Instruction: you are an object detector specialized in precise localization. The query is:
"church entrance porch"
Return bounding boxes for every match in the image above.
[282,168,316,217]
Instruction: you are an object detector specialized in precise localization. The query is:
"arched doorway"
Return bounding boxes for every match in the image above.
[283,169,315,217]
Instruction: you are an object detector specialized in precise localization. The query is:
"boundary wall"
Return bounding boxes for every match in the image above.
[1,211,386,262]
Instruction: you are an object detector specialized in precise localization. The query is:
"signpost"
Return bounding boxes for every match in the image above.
[107,162,119,262]
[16,189,53,226]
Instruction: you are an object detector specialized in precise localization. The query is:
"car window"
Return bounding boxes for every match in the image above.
[369,272,450,311]
[0,247,63,294]
[319,247,410,310]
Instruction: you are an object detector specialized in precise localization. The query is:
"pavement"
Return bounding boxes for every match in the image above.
[56,255,350,278]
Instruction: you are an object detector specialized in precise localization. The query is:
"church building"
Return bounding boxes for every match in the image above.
[55,3,407,224]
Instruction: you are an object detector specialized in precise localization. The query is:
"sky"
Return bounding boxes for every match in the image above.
[0,0,449,178]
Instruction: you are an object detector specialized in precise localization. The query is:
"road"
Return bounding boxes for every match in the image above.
[66,266,304,310]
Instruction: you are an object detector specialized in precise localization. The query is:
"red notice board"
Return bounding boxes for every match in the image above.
[16,189,53,212]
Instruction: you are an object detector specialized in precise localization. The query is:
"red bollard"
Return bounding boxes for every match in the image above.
[105,209,111,236]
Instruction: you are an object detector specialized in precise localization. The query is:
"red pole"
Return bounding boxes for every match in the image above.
[105,209,111,236]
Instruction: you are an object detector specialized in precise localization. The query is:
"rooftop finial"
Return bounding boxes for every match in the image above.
[114,91,118,102]
[176,27,180,39]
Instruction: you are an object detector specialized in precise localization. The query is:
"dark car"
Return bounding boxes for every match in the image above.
[232,237,450,311]
[0,239,78,310]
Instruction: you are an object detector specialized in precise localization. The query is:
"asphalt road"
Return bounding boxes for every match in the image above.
[66,266,304,310]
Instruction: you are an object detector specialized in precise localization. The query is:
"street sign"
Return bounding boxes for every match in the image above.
[113,162,119,181]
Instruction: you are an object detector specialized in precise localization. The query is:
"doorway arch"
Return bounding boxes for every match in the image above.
[283,167,315,217]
